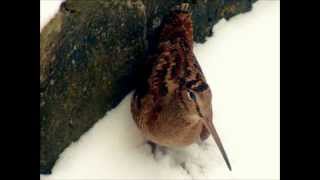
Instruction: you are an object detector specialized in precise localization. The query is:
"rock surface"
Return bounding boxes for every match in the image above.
[40,0,257,174]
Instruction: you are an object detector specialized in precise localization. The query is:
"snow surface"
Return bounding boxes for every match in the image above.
[40,0,280,179]
[40,0,65,32]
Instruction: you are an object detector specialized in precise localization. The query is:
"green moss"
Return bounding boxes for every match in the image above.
[217,0,253,20]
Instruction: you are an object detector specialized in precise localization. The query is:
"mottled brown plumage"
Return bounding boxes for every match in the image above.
[131,3,231,171]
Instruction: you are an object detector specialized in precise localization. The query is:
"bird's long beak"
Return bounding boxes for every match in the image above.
[201,119,232,171]
[193,100,231,171]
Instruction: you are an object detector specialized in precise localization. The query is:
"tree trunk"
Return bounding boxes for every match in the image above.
[40,0,257,174]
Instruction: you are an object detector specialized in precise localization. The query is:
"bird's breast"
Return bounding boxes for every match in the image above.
[143,114,203,147]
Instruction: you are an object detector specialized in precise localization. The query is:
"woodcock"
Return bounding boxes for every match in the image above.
[131,3,231,171]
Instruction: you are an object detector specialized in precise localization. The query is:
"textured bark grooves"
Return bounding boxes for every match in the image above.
[40,0,257,174]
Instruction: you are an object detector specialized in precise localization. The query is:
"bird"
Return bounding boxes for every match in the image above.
[131,3,232,171]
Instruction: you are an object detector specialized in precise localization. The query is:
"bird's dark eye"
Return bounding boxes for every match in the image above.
[188,91,196,101]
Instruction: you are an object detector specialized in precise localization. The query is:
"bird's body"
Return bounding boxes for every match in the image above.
[131,3,231,170]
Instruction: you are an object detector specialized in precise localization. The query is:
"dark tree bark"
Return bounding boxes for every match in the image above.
[40,0,257,174]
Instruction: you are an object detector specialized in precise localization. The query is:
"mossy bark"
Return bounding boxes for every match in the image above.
[40,0,257,174]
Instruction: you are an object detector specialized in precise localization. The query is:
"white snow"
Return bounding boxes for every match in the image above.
[40,0,280,179]
[40,0,65,32]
